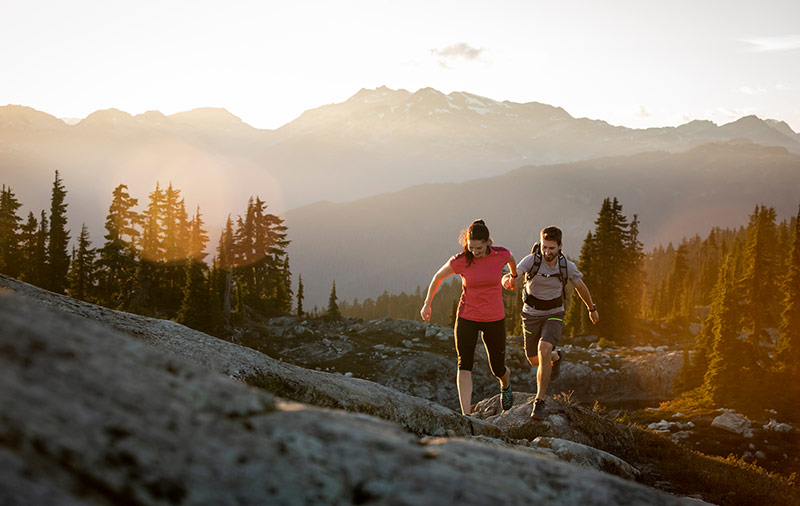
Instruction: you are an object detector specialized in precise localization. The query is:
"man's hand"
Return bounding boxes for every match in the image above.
[589,307,599,324]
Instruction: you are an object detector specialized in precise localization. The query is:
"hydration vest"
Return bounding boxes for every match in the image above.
[522,242,569,310]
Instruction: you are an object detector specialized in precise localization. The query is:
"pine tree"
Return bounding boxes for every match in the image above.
[697,229,721,305]
[326,280,341,321]
[134,183,168,315]
[67,224,95,301]
[0,185,23,277]
[19,212,40,284]
[30,211,49,287]
[702,253,747,406]
[665,242,689,318]
[46,170,70,293]
[96,184,139,309]
[775,204,800,381]
[177,258,210,332]
[231,196,290,317]
[140,182,166,262]
[741,205,778,339]
[579,197,637,340]
[624,214,645,317]
[217,215,235,328]
[188,206,209,262]
[296,274,305,318]
[566,231,595,336]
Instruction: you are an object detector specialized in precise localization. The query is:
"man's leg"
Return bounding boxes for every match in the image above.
[536,339,555,399]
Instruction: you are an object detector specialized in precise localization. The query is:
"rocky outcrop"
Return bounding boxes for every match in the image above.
[1,283,710,506]
[0,276,493,438]
[244,315,685,412]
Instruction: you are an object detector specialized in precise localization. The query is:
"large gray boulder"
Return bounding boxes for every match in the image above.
[0,276,493,438]
[1,287,706,506]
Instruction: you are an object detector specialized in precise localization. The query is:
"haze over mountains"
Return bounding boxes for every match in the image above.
[2,86,800,307]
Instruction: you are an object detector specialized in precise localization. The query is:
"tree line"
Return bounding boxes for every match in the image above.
[654,204,800,419]
[0,172,293,335]
[341,196,800,419]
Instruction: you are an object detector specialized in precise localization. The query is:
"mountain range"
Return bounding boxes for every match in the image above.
[285,141,800,308]
[2,87,800,307]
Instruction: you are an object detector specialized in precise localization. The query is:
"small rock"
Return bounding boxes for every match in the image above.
[712,411,753,438]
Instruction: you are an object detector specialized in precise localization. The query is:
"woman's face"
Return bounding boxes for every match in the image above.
[467,239,489,258]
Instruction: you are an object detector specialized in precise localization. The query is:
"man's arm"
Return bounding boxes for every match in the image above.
[573,279,599,324]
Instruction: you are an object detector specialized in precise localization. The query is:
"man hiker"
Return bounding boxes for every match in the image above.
[502,226,599,420]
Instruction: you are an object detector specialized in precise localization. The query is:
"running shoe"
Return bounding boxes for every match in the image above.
[531,398,546,420]
[551,349,564,381]
[501,386,513,411]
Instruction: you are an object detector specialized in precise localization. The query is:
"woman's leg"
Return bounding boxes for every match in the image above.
[482,319,510,388]
[456,370,473,415]
[454,318,479,415]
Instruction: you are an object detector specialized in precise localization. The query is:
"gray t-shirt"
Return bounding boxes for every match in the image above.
[516,253,583,316]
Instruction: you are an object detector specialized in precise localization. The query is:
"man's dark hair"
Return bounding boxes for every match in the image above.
[540,226,562,246]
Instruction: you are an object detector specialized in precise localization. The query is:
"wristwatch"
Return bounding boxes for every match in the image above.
[589,304,597,312]
[508,272,518,278]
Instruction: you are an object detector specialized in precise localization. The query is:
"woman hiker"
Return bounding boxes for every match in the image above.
[420,219,517,416]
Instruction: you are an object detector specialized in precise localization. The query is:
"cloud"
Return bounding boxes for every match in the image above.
[741,35,800,52]
[637,106,650,118]
[430,43,483,68]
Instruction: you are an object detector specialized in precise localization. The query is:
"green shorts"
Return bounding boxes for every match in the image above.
[522,311,565,357]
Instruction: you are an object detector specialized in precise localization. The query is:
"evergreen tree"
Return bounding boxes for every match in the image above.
[697,229,721,305]
[46,170,70,293]
[296,274,305,318]
[177,258,210,332]
[665,242,689,319]
[67,224,95,301]
[19,212,40,284]
[566,231,595,335]
[140,182,166,262]
[577,197,638,340]
[96,184,139,309]
[326,280,341,321]
[217,215,235,328]
[231,196,290,317]
[30,211,49,287]
[776,204,800,381]
[741,205,778,339]
[702,253,747,406]
[625,214,646,317]
[134,183,167,315]
[188,206,209,262]
[0,185,23,277]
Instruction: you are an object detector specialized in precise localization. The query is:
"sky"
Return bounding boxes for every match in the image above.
[2,0,800,132]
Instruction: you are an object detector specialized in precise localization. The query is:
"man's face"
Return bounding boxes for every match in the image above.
[541,239,560,262]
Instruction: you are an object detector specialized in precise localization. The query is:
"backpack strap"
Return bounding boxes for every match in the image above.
[522,244,570,309]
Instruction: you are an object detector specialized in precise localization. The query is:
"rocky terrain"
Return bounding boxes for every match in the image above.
[2,274,798,505]
[243,315,798,476]
[243,316,683,411]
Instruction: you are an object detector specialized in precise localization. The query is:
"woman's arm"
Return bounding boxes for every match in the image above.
[502,254,518,290]
[420,262,455,322]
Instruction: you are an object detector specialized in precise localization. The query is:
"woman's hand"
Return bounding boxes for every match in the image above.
[420,303,432,322]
